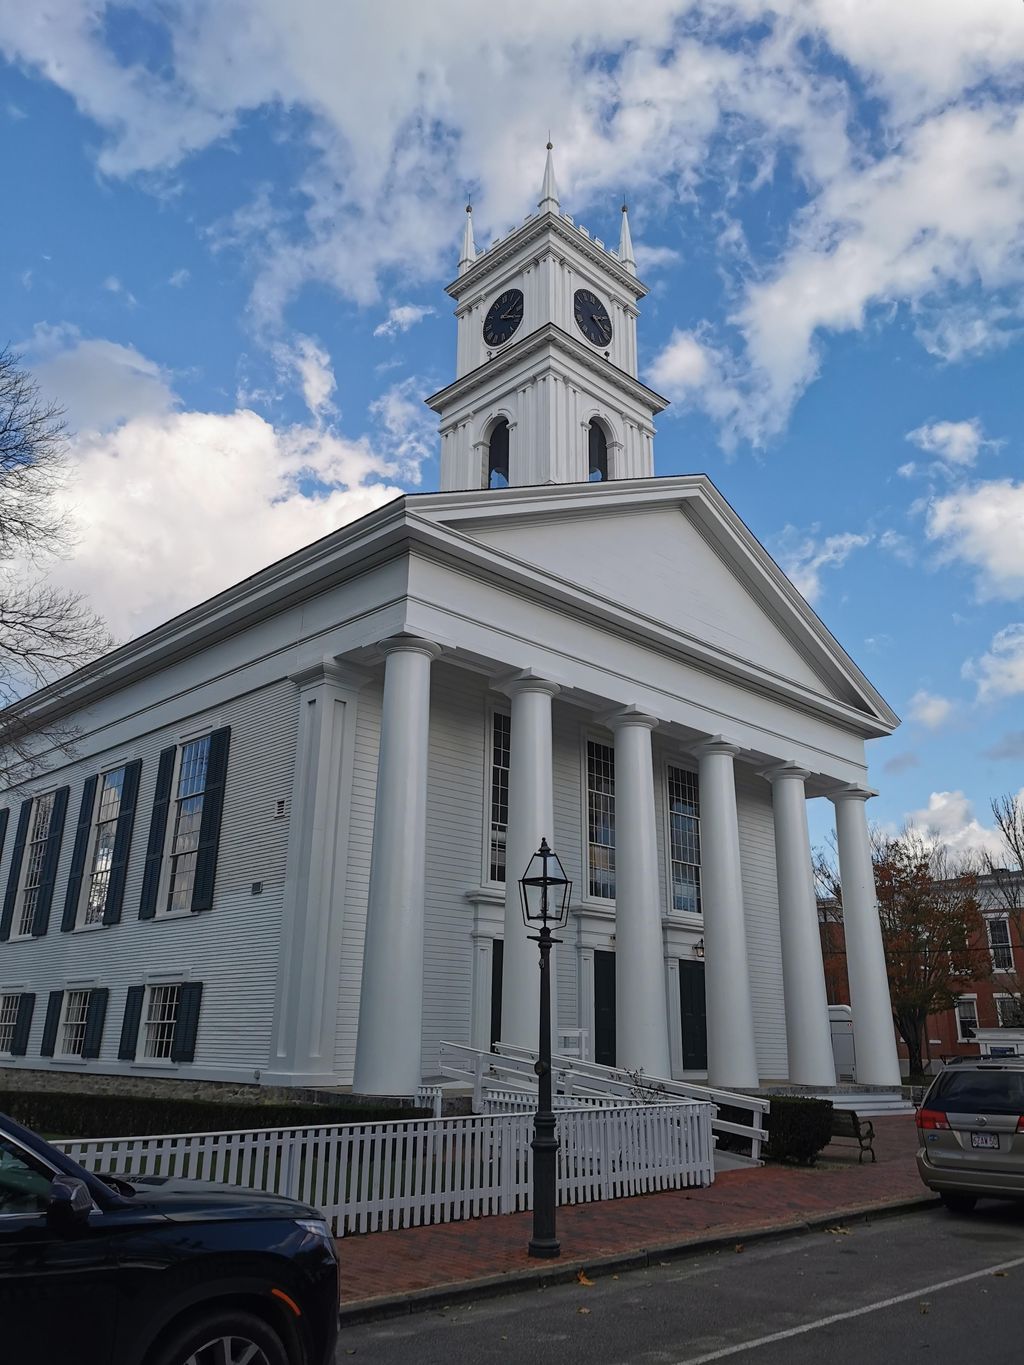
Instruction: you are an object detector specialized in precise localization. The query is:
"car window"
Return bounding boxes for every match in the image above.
[930,1069,1024,1115]
[0,1136,54,1216]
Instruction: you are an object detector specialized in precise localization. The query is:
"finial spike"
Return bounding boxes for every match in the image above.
[618,195,636,275]
[538,139,560,213]
[458,194,477,274]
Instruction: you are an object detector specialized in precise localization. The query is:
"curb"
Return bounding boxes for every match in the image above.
[338,1192,940,1326]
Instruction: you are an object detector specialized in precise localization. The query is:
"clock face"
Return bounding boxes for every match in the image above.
[482,289,525,347]
[574,289,613,347]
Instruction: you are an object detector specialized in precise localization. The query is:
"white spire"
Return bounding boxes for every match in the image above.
[618,198,636,275]
[458,201,477,275]
[538,140,560,214]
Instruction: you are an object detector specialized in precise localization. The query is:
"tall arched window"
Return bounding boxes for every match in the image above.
[588,420,608,482]
[488,418,510,488]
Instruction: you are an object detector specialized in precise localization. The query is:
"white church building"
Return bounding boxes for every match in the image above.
[0,150,902,1099]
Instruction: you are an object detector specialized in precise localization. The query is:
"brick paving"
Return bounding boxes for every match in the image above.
[339,1115,929,1312]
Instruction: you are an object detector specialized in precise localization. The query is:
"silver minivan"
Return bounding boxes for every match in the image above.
[916,1059,1024,1211]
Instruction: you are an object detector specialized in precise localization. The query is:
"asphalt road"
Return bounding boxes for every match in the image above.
[338,1202,1024,1364]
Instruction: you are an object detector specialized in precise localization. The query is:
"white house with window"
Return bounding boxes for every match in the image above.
[0,150,903,1098]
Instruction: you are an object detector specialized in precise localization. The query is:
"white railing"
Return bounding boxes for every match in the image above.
[439,1040,769,1164]
[57,1101,712,1237]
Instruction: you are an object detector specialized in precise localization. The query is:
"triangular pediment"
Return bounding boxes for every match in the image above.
[412,477,897,729]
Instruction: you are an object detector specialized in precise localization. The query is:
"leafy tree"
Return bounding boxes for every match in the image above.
[0,347,110,788]
[818,830,989,1078]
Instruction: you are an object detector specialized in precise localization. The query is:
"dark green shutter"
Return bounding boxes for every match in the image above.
[171,981,203,1062]
[104,759,142,925]
[82,988,108,1059]
[61,776,99,933]
[190,728,230,913]
[11,994,35,1056]
[40,990,63,1057]
[139,747,176,919]
[119,985,146,1060]
[0,808,9,867]
[0,800,32,941]
[31,786,69,938]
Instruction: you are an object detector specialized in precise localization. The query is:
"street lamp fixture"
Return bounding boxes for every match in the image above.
[519,837,572,1259]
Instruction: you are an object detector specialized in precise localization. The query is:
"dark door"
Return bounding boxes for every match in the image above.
[594,950,616,1066]
[489,939,504,1050]
[0,1133,118,1364]
[679,960,708,1070]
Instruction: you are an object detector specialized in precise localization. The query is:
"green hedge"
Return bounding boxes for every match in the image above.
[0,1090,429,1140]
[765,1096,834,1165]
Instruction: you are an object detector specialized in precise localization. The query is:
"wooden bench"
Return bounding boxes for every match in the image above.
[830,1109,876,1162]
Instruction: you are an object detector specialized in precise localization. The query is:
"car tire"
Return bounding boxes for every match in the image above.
[149,1308,293,1365]
[939,1192,978,1214]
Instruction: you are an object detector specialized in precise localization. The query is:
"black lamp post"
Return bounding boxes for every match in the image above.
[519,837,572,1259]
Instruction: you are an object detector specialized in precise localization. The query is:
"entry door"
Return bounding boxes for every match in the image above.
[679,960,708,1070]
[594,950,616,1066]
[489,940,504,1050]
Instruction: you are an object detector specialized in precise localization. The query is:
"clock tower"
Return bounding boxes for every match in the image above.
[427,145,669,491]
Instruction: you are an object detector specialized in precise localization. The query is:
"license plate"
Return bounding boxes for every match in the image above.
[971,1132,999,1150]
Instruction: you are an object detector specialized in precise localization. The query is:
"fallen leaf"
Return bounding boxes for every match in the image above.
[826,1226,851,1236]
[577,1306,591,1315]
[993,1271,1008,1278]
[577,1270,594,1286]
[734,1244,745,1253]
[919,1302,930,1315]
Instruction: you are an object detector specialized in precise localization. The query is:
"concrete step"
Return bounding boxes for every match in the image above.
[824,1091,915,1116]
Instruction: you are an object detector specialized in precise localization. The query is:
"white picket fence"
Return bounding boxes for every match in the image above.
[57,1100,713,1237]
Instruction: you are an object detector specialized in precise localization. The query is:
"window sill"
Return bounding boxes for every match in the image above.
[150,910,196,923]
[73,923,107,934]
[464,886,505,907]
[51,1056,87,1067]
[130,1059,179,1071]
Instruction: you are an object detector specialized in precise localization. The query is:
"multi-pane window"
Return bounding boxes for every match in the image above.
[142,984,181,1060]
[82,767,126,926]
[59,990,91,1058]
[987,918,1013,971]
[955,996,978,1042]
[587,740,615,899]
[0,995,19,1054]
[16,793,56,937]
[668,766,701,914]
[995,995,1024,1028]
[167,737,211,914]
[489,712,511,882]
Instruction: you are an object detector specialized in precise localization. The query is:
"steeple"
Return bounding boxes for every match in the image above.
[458,201,476,275]
[538,140,560,214]
[618,199,636,276]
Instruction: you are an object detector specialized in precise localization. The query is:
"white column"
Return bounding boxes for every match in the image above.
[500,674,559,1050]
[831,785,902,1086]
[766,762,836,1086]
[608,709,671,1077]
[266,662,365,1085]
[695,738,759,1089]
[353,638,441,1096]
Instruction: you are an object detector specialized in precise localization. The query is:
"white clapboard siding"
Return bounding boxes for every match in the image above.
[58,1100,713,1236]
[0,679,298,1082]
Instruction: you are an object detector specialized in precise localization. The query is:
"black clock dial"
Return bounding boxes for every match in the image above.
[574,289,613,347]
[482,289,525,346]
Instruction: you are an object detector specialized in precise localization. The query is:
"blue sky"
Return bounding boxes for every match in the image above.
[2,1,1023,853]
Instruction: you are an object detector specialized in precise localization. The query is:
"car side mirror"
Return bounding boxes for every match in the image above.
[47,1176,93,1226]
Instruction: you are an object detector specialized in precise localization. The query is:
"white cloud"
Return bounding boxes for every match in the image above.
[926,480,1024,600]
[904,790,1007,861]
[774,525,871,604]
[274,333,337,419]
[368,377,435,478]
[633,243,681,273]
[647,329,712,397]
[907,689,954,730]
[906,418,992,469]
[963,624,1024,702]
[168,267,190,288]
[23,324,177,432]
[373,304,435,338]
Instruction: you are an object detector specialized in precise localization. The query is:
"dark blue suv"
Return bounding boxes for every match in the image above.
[0,1113,339,1365]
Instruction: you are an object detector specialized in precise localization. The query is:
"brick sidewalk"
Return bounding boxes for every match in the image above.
[339,1115,929,1314]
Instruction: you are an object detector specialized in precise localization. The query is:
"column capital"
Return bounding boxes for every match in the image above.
[762,760,811,785]
[378,635,443,662]
[599,704,659,733]
[693,734,741,760]
[493,668,561,700]
[829,783,878,805]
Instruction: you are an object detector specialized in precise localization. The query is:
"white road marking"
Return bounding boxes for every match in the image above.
[674,1253,1024,1364]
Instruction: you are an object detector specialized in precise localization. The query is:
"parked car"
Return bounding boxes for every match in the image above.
[0,1112,339,1365]
[916,1058,1024,1212]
